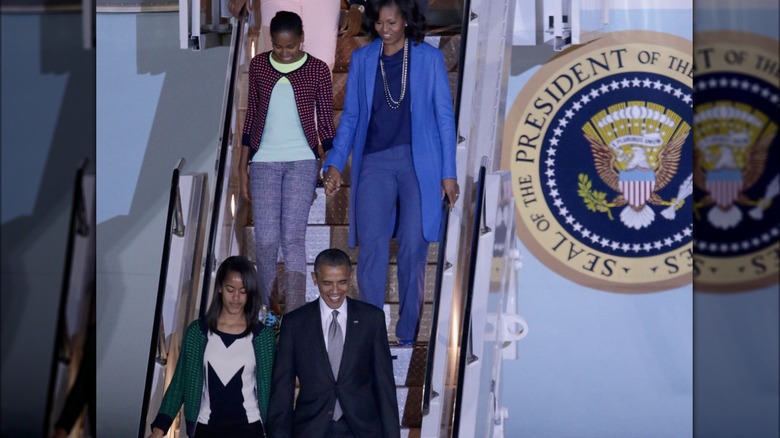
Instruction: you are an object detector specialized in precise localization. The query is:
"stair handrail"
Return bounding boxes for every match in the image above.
[43,159,90,437]
[137,158,186,437]
[156,317,169,366]
[422,197,451,415]
[136,15,245,434]
[420,0,472,423]
[172,173,186,238]
[198,15,246,319]
[451,162,487,437]
[453,0,473,126]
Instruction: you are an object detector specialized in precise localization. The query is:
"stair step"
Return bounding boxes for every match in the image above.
[256,262,435,338]
[384,303,433,343]
[401,428,422,438]
[396,386,424,427]
[302,223,440,264]
[391,344,429,387]
[238,233,439,303]
[333,36,371,73]
[391,344,429,428]
[308,187,351,225]
[261,264,438,306]
[334,109,343,129]
[308,264,438,304]
[333,72,348,110]
[432,34,462,72]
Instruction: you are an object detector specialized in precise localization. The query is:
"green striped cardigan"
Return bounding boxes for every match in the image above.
[150,319,275,436]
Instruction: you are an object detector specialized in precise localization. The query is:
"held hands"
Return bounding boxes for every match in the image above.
[324,166,343,196]
[442,178,459,210]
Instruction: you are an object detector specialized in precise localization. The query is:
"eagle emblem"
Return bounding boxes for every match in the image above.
[578,102,692,229]
[692,101,778,230]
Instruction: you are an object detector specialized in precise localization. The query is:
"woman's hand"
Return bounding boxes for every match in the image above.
[147,427,165,438]
[442,178,459,210]
[324,167,343,196]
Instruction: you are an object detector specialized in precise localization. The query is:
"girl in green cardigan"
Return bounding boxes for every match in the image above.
[148,256,275,438]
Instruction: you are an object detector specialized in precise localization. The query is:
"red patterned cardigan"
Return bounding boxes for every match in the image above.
[241,52,336,160]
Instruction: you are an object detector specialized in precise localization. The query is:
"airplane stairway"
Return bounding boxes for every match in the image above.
[140,1,527,436]
[231,4,465,437]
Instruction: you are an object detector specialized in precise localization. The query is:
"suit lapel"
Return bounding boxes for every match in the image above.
[363,40,381,114]
[338,298,361,380]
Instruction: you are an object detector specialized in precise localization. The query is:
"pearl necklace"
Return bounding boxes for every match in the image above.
[379,38,408,110]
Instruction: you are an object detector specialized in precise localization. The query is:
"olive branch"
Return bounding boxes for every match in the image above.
[577,173,615,220]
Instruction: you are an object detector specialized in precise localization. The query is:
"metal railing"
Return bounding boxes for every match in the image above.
[420,0,473,426]
[419,0,473,416]
[43,159,91,437]
[137,14,244,435]
[454,0,473,125]
[138,158,185,437]
[198,15,246,319]
[421,197,452,415]
[451,163,487,437]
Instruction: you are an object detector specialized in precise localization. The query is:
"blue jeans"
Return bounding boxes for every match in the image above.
[355,144,428,341]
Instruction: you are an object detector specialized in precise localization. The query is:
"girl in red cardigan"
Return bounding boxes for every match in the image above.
[239,11,336,314]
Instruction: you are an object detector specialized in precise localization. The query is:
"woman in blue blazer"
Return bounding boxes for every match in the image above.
[323,0,459,345]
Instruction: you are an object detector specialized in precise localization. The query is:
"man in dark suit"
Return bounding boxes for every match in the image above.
[267,248,400,438]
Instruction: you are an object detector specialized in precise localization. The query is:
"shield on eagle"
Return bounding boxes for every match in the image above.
[705,169,743,209]
[619,169,656,207]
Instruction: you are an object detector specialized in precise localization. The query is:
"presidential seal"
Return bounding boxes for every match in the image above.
[502,31,693,292]
[692,31,779,292]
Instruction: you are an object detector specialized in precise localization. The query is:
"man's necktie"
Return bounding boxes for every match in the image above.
[328,310,343,421]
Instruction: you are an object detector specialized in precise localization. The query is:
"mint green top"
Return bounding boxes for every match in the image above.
[253,53,315,163]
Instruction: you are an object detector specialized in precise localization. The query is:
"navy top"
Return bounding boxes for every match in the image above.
[364,44,412,155]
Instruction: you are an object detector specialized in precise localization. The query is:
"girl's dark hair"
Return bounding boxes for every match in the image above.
[205,256,261,334]
[270,10,304,37]
[365,0,426,43]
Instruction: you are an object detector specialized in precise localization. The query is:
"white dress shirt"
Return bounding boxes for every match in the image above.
[318,297,347,351]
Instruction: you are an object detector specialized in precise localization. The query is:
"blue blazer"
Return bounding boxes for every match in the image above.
[323,38,457,247]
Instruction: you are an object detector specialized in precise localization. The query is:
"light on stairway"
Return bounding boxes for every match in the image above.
[230,193,236,218]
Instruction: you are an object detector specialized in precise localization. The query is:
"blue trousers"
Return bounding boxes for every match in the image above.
[355,144,429,341]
